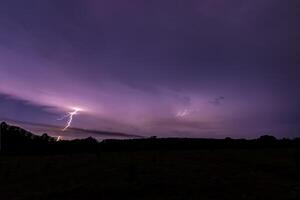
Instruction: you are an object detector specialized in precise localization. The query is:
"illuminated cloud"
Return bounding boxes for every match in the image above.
[0,0,298,138]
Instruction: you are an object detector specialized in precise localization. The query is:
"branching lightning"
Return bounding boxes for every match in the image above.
[59,107,81,131]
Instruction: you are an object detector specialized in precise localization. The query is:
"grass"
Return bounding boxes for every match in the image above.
[0,148,299,200]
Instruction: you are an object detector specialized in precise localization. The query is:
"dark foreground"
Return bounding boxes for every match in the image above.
[0,148,299,200]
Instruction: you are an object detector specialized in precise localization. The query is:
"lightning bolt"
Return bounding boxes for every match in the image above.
[57,136,62,141]
[59,107,81,131]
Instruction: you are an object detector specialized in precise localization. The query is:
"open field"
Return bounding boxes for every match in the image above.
[0,148,299,200]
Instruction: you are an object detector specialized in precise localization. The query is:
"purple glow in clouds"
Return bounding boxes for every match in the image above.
[0,0,298,139]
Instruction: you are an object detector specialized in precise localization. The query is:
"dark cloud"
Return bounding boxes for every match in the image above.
[2,119,142,139]
[209,97,225,106]
[0,0,298,138]
[146,118,213,133]
[174,95,192,106]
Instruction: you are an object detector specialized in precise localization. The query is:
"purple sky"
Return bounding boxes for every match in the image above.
[0,0,299,139]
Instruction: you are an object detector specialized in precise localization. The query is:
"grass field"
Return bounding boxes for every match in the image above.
[0,148,299,200]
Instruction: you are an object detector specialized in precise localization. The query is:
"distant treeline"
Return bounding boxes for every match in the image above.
[1,122,299,154]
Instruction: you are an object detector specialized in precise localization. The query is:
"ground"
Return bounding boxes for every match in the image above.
[0,149,299,200]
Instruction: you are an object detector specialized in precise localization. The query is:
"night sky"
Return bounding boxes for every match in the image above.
[0,0,299,139]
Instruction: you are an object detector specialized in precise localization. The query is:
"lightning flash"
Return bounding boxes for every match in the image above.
[59,107,82,131]
[57,136,62,141]
[176,109,190,118]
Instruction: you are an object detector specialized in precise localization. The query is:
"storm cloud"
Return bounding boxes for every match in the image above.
[0,0,298,138]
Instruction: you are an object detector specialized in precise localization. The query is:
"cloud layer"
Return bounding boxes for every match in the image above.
[0,0,299,138]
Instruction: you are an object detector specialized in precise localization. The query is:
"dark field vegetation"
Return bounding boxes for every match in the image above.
[0,149,300,200]
[0,122,300,200]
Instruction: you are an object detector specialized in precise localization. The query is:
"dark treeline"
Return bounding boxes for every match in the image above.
[1,122,299,154]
